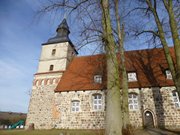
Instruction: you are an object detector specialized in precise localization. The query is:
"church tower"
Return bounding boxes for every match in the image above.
[26,19,77,129]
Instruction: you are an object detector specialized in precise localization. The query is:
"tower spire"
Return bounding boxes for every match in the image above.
[45,19,70,44]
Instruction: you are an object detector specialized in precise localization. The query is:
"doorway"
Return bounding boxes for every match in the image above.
[144,111,154,127]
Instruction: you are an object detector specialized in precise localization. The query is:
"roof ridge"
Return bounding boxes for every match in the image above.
[75,47,174,58]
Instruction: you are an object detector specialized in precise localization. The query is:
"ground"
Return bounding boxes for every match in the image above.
[0,129,180,135]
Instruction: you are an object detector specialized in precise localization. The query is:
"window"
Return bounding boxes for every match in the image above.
[128,72,137,82]
[128,93,138,110]
[172,91,180,108]
[93,94,102,110]
[94,75,102,84]
[51,49,56,56]
[49,65,54,71]
[71,100,80,112]
[166,70,172,79]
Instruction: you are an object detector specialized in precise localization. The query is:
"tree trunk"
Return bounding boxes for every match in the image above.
[114,0,130,130]
[101,0,123,135]
[163,0,180,97]
[146,0,180,98]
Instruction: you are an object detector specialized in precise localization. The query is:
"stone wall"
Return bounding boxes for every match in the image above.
[26,84,57,129]
[26,86,180,129]
[54,90,106,129]
[140,87,180,129]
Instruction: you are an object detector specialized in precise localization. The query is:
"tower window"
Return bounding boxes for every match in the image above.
[51,49,56,56]
[49,65,54,71]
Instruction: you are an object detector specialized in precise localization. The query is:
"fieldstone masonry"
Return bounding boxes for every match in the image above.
[54,90,105,129]
[26,84,180,129]
[26,84,56,129]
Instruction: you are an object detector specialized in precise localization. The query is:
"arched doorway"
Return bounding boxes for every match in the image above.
[144,111,154,127]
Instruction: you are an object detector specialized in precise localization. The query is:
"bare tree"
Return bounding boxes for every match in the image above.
[130,0,180,98]
[37,0,133,134]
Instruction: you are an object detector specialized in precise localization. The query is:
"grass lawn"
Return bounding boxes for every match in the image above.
[0,129,105,135]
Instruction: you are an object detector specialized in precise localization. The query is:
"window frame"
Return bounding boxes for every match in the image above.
[172,91,180,108]
[127,72,137,82]
[92,94,102,111]
[165,69,172,79]
[128,93,139,111]
[49,65,54,71]
[71,100,80,112]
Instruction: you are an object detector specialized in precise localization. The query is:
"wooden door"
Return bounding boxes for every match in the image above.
[144,111,154,127]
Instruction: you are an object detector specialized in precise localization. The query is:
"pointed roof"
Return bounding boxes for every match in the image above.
[42,19,70,45]
[42,19,78,54]
[56,19,69,33]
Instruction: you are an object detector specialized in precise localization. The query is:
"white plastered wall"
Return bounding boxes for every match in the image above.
[37,42,75,73]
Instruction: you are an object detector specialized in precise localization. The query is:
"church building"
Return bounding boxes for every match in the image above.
[26,19,180,130]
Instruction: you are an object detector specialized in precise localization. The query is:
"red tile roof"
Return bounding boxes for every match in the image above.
[55,47,175,92]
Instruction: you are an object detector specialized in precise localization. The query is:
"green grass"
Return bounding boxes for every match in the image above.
[0,129,104,135]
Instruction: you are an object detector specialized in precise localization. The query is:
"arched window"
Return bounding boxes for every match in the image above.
[51,49,56,56]
[49,65,54,71]
[128,93,138,110]
[93,94,102,110]
[41,80,45,85]
[71,100,80,112]
[172,91,180,108]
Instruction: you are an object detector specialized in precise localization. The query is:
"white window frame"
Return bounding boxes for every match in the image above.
[128,93,139,110]
[128,72,137,82]
[94,75,102,84]
[172,91,180,108]
[71,100,80,112]
[93,94,102,111]
[166,70,172,79]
